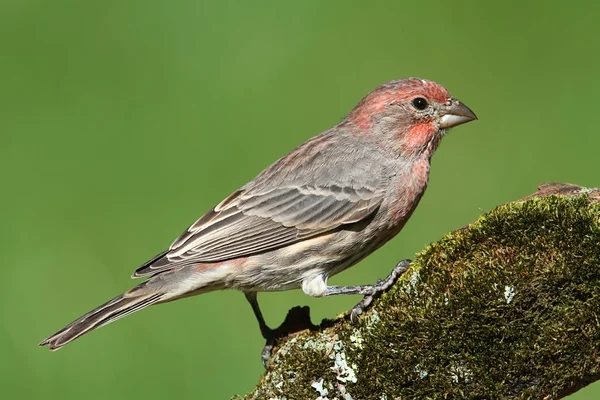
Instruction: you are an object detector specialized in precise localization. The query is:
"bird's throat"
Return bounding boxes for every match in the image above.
[400,123,441,159]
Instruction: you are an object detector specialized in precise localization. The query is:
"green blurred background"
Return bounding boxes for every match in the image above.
[2,0,599,398]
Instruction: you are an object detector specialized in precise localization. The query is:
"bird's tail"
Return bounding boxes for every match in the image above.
[39,288,164,351]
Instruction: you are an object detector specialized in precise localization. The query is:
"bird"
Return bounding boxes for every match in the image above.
[40,78,477,363]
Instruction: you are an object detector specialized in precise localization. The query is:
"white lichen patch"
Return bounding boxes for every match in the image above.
[272,336,298,361]
[336,382,354,400]
[407,270,421,294]
[449,362,473,384]
[397,269,422,296]
[349,329,364,349]
[302,332,335,352]
[491,283,517,304]
[365,309,381,328]
[414,363,429,379]
[333,340,343,352]
[283,370,298,385]
[311,378,329,397]
[332,351,358,383]
[443,292,450,306]
[258,369,288,397]
[504,285,515,304]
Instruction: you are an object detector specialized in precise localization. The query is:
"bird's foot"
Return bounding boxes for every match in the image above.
[260,305,317,367]
[261,338,275,367]
[350,259,411,321]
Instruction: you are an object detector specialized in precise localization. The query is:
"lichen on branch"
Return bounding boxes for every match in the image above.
[237,184,600,400]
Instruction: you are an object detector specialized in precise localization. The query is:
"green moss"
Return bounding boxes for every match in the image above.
[239,195,600,399]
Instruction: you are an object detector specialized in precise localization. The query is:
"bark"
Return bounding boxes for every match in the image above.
[235,183,600,400]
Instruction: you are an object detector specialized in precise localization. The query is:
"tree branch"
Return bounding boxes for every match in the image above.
[236,183,600,400]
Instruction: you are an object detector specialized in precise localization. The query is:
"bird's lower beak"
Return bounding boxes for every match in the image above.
[439,99,477,129]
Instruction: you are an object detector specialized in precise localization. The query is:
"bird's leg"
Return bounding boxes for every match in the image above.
[324,259,411,320]
[245,292,319,367]
[244,292,275,366]
[245,291,273,339]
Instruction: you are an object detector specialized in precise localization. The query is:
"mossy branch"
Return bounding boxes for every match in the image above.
[235,183,600,400]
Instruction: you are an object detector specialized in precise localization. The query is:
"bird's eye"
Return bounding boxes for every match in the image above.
[411,97,429,110]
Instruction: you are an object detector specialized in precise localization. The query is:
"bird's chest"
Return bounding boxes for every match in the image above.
[387,158,430,230]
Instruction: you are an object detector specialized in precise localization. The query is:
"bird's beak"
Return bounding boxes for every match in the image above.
[439,99,477,129]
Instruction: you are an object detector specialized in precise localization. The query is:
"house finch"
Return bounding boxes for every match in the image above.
[40,78,477,363]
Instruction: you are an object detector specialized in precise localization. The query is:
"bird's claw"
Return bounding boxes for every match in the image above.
[350,294,375,322]
[259,305,317,367]
[349,259,412,323]
[261,340,274,367]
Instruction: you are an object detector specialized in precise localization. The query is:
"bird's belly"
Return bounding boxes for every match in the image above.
[228,226,389,292]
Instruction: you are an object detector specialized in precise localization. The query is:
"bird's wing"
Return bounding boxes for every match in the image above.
[133,135,386,277]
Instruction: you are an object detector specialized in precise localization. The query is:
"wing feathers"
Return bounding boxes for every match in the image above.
[134,145,386,277]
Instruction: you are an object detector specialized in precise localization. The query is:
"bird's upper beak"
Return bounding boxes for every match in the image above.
[439,99,477,129]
